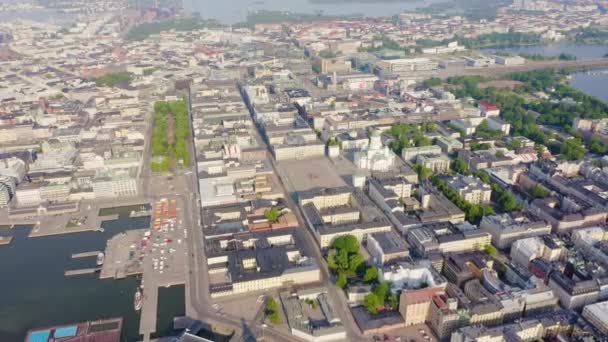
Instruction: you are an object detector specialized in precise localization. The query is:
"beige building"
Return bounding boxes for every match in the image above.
[377,58,438,75]
[273,143,325,161]
[400,288,445,326]
[446,174,492,205]
[480,213,552,249]
[299,187,392,248]
[315,57,351,74]
[416,154,451,173]
[401,145,442,162]
[206,230,321,298]
[582,301,608,335]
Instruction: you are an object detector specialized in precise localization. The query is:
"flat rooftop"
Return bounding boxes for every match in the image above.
[277,157,346,192]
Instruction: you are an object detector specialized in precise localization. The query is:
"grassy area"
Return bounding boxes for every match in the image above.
[94,72,133,87]
[387,122,437,154]
[126,18,221,41]
[573,27,608,45]
[151,100,191,172]
[457,32,542,49]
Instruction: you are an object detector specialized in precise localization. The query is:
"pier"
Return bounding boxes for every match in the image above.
[71,251,102,259]
[64,268,101,277]
[0,236,12,246]
[99,229,146,280]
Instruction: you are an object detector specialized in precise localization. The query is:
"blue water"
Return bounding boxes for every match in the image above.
[184,0,444,24]
[570,70,608,102]
[0,217,149,342]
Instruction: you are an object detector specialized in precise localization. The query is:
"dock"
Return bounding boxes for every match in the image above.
[139,274,159,341]
[71,251,102,259]
[0,197,150,239]
[138,197,187,341]
[64,268,101,277]
[99,229,146,280]
[0,236,12,246]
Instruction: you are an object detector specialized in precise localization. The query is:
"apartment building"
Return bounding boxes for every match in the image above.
[206,229,321,297]
[299,187,392,248]
[446,174,492,205]
[582,301,608,335]
[480,212,552,249]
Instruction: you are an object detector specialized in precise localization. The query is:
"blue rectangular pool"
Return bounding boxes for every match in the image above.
[54,326,78,338]
[28,330,50,342]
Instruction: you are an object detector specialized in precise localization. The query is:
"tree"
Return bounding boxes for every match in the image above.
[471,142,491,151]
[451,159,469,174]
[474,171,491,184]
[484,244,498,257]
[364,293,382,314]
[264,207,281,223]
[388,294,399,310]
[363,267,379,284]
[506,139,522,151]
[498,191,521,212]
[335,249,350,271]
[531,185,550,199]
[266,298,277,311]
[589,137,608,154]
[560,138,586,161]
[268,312,280,324]
[423,122,437,132]
[348,253,366,274]
[265,298,281,325]
[336,272,348,288]
[374,282,391,302]
[415,164,433,180]
[466,205,481,223]
[534,144,546,158]
[327,249,339,271]
[331,235,359,254]
[326,137,340,147]
[424,77,442,88]
[94,71,133,87]
[414,135,431,147]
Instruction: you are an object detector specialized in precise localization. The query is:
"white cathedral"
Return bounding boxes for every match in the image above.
[353,130,396,172]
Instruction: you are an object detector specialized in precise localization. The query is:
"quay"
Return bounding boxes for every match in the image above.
[0,197,150,239]
[99,229,146,280]
[0,236,12,246]
[138,198,188,342]
[64,268,101,277]
[71,251,102,259]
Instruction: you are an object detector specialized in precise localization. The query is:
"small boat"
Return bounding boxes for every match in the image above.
[134,289,143,311]
[96,252,105,266]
